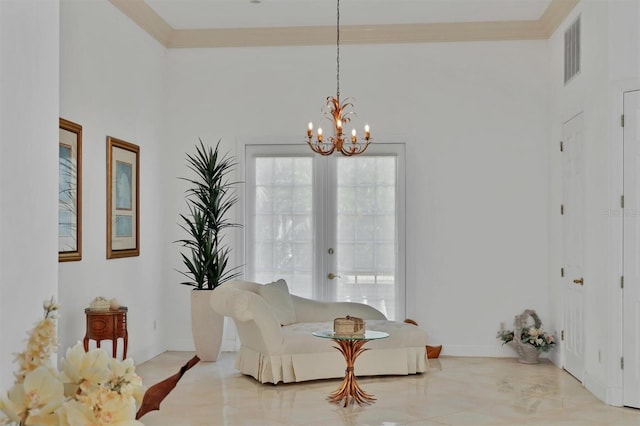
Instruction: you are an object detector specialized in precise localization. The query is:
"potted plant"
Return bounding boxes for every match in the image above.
[177,140,241,361]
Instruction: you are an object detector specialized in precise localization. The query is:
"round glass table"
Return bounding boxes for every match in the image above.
[312,330,389,407]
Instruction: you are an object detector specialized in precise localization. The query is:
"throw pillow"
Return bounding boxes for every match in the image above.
[258,279,296,326]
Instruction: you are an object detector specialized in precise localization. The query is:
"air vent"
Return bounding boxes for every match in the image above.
[564,16,581,84]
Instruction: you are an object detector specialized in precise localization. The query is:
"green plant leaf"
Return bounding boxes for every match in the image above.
[176,140,243,290]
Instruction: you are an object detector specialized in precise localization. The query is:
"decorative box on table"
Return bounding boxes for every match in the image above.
[334,315,365,336]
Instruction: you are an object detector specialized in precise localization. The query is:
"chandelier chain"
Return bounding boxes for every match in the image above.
[336,0,340,101]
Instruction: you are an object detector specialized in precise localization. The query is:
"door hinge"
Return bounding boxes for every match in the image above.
[560,141,564,152]
[561,267,564,277]
[621,195,625,209]
[621,114,625,127]
[621,275,624,289]
[621,357,624,370]
[561,330,565,341]
[561,204,564,215]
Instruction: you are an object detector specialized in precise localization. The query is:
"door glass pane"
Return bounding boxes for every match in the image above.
[336,157,397,319]
[251,157,314,298]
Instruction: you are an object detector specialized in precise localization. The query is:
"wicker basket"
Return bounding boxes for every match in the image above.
[509,309,542,364]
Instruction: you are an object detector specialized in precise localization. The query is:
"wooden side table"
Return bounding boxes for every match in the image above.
[83,307,128,359]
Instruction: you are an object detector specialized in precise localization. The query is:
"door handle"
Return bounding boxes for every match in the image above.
[327,273,340,280]
[573,278,584,285]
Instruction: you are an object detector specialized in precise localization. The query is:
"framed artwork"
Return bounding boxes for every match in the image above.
[59,118,82,262]
[107,136,140,259]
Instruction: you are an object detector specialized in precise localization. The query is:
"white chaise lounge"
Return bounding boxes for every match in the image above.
[210,279,429,384]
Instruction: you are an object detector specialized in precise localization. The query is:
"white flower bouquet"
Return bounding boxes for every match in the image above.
[0,298,146,425]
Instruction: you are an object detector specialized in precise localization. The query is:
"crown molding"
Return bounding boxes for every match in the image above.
[109,0,173,46]
[539,0,580,37]
[109,0,579,49]
[166,21,549,49]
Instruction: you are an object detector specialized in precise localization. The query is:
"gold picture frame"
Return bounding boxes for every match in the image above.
[59,118,82,262]
[107,136,140,259]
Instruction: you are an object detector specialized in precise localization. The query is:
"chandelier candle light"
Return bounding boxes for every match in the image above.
[306,0,371,156]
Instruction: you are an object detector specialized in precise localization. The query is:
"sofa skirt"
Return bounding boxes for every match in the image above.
[235,320,428,384]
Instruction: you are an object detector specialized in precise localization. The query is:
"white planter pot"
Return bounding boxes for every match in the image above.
[190,289,223,362]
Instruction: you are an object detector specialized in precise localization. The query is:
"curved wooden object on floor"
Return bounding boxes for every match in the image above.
[136,355,200,419]
[328,339,376,407]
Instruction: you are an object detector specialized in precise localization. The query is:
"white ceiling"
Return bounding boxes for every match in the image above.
[145,0,553,30]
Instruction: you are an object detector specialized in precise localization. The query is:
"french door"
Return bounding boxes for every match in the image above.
[245,143,405,320]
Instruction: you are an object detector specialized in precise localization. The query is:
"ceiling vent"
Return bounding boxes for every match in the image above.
[564,16,581,84]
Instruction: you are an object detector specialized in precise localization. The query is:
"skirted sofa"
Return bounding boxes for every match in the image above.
[210,279,429,384]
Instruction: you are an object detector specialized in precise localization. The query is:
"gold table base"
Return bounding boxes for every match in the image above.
[328,338,376,407]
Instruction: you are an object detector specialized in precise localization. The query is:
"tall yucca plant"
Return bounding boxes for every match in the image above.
[177,140,241,289]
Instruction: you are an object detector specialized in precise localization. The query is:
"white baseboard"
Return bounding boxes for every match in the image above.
[130,342,166,365]
[547,350,562,367]
[165,338,195,352]
[162,337,236,353]
[440,344,552,360]
[606,385,623,407]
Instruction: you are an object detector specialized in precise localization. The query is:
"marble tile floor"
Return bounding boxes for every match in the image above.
[136,351,640,426]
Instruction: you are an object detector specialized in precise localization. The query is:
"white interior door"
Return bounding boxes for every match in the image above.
[623,89,640,408]
[245,144,405,319]
[562,112,586,382]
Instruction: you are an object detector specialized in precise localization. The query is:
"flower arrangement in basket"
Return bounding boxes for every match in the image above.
[497,309,556,364]
[0,298,146,425]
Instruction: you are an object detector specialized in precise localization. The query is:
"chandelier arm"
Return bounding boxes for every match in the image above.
[340,140,371,157]
[307,139,337,156]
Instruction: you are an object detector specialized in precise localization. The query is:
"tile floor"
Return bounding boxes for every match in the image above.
[136,351,640,426]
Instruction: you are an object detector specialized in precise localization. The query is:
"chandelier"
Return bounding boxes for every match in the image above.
[306,0,371,156]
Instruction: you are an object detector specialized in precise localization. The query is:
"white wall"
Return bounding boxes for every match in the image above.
[0,0,59,384]
[548,0,640,405]
[58,0,167,364]
[162,41,551,356]
[1,0,635,408]
[0,0,566,380]
[49,0,640,407]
